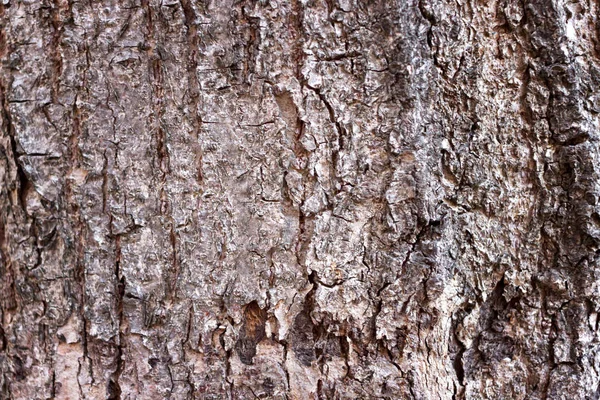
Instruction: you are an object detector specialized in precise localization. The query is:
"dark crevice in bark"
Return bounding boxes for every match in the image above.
[142,0,169,183]
[69,97,82,168]
[0,80,29,211]
[417,0,438,66]
[154,78,170,182]
[239,1,261,84]
[0,212,15,312]
[49,0,64,104]
[304,83,345,198]
[290,272,319,367]
[290,0,305,80]
[287,0,317,287]
[179,0,204,186]
[168,225,180,297]
[466,274,507,379]
[224,347,234,397]
[101,150,109,214]
[407,371,418,400]
[50,370,56,399]
[65,73,93,395]
[108,235,124,400]
[235,301,267,365]
[143,1,178,308]
[183,304,194,350]
[81,317,94,386]
[279,339,291,391]
[451,316,466,400]
[512,10,546,243]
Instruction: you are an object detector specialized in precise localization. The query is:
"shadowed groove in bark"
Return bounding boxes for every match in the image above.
[235,301,267,365]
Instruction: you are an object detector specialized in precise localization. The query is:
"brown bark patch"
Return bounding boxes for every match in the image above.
[235,301,267,365]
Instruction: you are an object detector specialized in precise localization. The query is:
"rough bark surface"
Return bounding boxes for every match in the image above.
[1,0,600,399]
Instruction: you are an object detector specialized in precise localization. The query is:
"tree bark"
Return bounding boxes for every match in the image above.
[1,0,599,398]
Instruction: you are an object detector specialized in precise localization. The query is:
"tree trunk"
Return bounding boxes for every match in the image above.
[1,0,599,398]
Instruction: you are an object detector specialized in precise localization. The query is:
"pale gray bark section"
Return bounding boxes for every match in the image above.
[1,0,599,399]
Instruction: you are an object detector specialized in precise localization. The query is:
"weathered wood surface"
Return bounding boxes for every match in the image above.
[1,0,599,398]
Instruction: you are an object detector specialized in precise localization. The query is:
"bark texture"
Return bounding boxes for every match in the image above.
[1,0,600,398]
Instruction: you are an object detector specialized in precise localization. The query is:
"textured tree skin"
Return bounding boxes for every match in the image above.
[1,0,599,398]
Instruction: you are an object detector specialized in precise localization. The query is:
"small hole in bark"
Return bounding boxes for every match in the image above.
[592,213,600,227]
